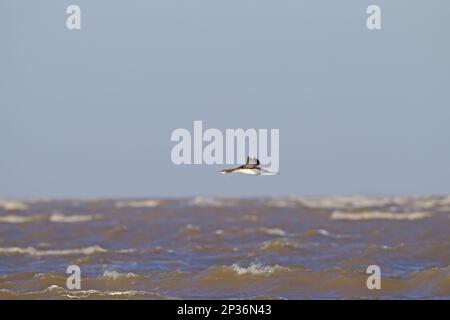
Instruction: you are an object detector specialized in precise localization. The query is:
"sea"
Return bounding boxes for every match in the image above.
[0,195,449,299]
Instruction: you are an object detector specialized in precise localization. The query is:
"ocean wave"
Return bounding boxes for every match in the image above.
[0,213,99,224]
[0,200,28,211]
[292,195,450,211]
[0,215,38,223]
[230,263,289,275]
[304,229,331,237]
[241,214,259,222]
[294,196,394,209]
[265,199,297,208]
[101,271,138,280]
[259,239,303,253]
[179,224,202,236]
[259,227,287,236]
[0,285,174,299]
[115,199,161,209]
[200,263,290,280]
[303,229,351,239]
[399,265,450,297]
[330,210,432,221]
[0,245,107,256]
[2,265,450,299]
[437,206,450,212]
[188,196,236,208]
[49,213,97,223]
[404,195,450,209]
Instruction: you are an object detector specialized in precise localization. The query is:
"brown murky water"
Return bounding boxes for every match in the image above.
[1,196,450,299]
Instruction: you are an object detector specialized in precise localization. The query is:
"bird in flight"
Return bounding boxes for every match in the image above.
[218,156,278,175]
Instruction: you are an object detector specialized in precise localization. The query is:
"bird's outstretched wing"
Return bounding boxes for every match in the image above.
[244,156,260,168]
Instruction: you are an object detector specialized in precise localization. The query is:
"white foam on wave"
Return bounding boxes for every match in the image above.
[181,223,201,231]
[0,245,107,256]
[295,196,393,209]
[259,238,302,251]
[13,285,169,299]
[282,195,450,211]
[330,210,432,221]
[188,196,235,208]
[259,227,287,236]
[0,213,99,224]
[0,200,28,211]
[117,248,137,253]
[115,200,160,209]
[64,289,173,299]
[230,263,288,275]
[304,228,351,239]
[403,195,450,209]
[101,270,138,280]
[0,215,37,223]
[315,229,331,236]
[49,213,96,223]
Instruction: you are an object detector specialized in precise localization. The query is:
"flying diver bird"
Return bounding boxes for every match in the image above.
[218,157,278,175]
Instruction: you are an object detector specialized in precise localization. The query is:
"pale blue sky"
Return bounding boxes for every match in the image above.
[1,1,449,198]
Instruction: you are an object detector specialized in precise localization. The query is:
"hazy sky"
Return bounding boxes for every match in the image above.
[1,1,449,198]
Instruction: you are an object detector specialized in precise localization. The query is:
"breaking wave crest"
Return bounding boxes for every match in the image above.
[0,246,107,256]
[0,285,174,300]
[0,200,28,211]
[259,228,287,236]
[0,215,38,223]
[49,213,97,223]
[205,263,290,277]
[188,196,237,208]
[230,263,288,275]
[264,195,450,211]
[259,239,303,253]
[330,210,432,221]
[0,213,99,224]
[101,271,138,280]
[114,200,161,209]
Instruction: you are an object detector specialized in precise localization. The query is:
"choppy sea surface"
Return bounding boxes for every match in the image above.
[1,196,450,299]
